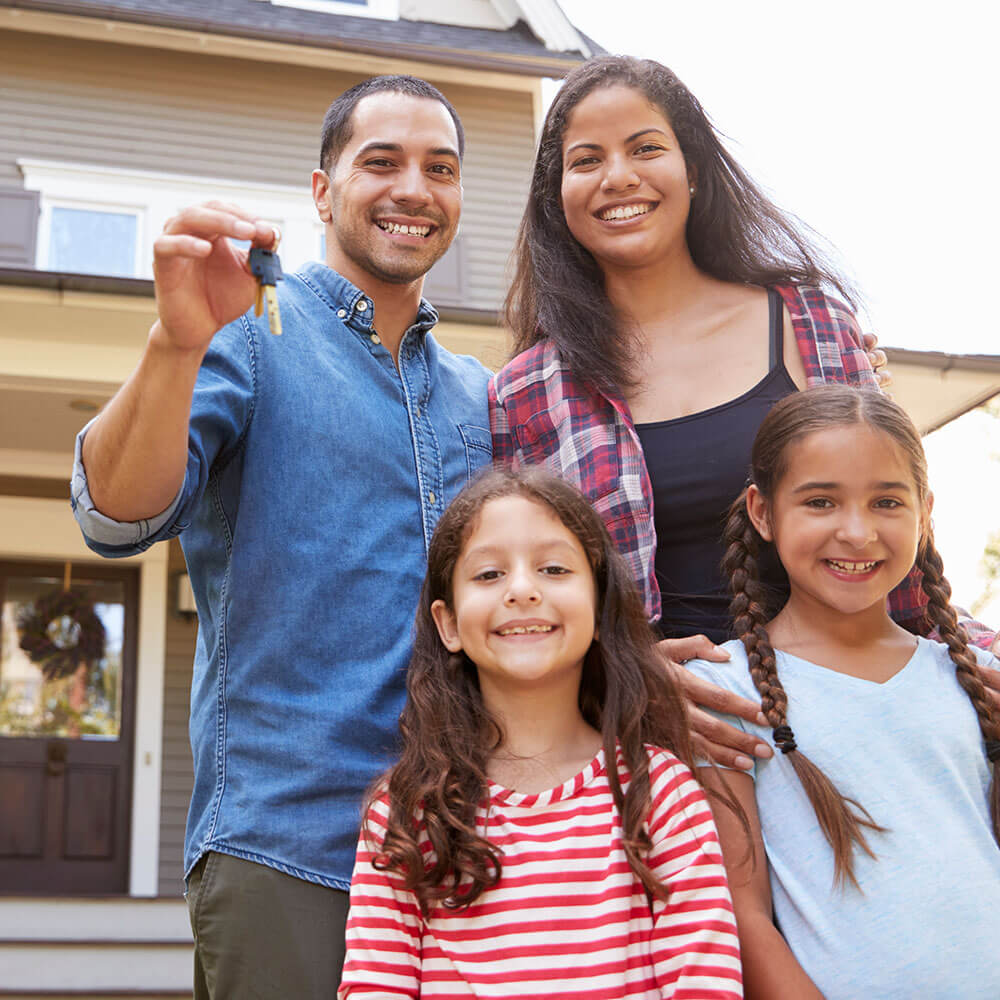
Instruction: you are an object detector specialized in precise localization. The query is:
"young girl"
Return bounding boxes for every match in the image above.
[338,466,742,999]
[686,385,1000,1000]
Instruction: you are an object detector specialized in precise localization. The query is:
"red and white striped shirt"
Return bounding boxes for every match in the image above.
[339,746,742,999]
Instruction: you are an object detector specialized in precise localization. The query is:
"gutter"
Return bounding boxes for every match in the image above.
[0,267,502,326]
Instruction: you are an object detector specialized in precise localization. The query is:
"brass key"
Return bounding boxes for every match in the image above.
[249,245,284,336]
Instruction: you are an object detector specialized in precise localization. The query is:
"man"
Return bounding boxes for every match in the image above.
[71,76,490,997]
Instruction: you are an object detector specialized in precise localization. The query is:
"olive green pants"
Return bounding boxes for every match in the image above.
[186,851,350,999]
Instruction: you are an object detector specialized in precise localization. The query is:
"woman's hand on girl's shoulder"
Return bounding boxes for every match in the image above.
[862,331,892,390]
[657,636,773,772]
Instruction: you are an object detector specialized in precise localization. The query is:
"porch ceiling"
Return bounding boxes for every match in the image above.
[0,279,509,476]
[2,280,997,477]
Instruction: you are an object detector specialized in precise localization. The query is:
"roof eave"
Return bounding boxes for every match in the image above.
[0,2,589,77]
[0,266,501,326]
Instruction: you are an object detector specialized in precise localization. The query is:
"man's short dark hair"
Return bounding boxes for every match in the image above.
[319,75,465,173]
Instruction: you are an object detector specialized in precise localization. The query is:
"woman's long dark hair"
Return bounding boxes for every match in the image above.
[368,466,699,912]
[506,55,858,397]
[721,385,1000,887]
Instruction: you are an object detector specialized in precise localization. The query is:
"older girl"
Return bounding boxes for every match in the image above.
[688,386,1000,999]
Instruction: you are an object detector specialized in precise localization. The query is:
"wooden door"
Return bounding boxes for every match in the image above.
[0,560,138,894]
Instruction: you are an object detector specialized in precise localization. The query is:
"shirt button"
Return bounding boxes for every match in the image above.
[428,491,436,504]
[336,308,346,319]
[370,333,380,345]
[414,406,421,418]
[356,300,368,312]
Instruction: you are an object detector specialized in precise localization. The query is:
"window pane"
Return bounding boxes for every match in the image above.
[48,206,137,277]
[1,574,125,740]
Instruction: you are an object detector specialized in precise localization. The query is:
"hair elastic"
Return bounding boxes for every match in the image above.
[986,739,1000,763]
[772,724,797,754]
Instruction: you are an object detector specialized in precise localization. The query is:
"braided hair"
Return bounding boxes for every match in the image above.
[722,385,1000,887]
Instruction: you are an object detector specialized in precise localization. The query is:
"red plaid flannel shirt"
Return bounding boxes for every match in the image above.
[490,284,996,650]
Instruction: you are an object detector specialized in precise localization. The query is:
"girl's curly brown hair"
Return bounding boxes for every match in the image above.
[366,465,700,912]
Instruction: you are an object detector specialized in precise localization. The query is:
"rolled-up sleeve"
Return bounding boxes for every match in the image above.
[69,315,256,557]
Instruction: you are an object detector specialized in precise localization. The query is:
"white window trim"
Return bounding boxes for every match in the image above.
[258,0,399,20]
[18,159,326,280]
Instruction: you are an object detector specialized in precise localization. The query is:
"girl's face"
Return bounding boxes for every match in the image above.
[747,425,932,620]
[559,84,692,276]
[431,495,598,699]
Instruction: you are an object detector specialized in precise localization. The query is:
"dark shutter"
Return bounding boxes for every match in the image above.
[0,187,41,268]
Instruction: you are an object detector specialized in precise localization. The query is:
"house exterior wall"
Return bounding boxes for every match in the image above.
[0,27,536,311]
[158,540,197,896]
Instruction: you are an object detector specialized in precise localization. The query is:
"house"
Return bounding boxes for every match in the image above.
[0,1,595,994]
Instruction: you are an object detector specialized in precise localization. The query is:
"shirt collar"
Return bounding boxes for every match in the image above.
[298,261,438,338]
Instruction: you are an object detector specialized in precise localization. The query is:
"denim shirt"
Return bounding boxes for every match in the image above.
[71,261,491,889]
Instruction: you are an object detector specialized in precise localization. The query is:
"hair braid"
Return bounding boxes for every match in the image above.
[918,534,1000,841]
[723,489,886,888]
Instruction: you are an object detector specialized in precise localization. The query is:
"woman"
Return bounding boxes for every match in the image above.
[489,55,996,767]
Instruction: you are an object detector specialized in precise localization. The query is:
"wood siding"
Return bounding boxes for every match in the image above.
[158,540,196,896]
[0,28,535,311]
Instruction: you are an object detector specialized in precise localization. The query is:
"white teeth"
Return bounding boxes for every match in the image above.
[376,221,431,236]
[827,559,878,574]
[600,203,652,221]
[497,625,555,636]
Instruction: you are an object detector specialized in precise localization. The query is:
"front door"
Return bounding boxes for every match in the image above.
[0,560,138,894]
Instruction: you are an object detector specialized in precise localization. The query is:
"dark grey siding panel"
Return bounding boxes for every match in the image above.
[158,542,196,896]
[0,29,534,309]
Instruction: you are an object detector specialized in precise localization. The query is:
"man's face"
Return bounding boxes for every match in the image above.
[312,92,462,288]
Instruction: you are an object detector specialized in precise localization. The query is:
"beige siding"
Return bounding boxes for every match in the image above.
[158,540,196,896]
[0,29,534,311]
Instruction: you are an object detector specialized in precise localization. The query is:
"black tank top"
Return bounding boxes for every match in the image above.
[635,289,796,643]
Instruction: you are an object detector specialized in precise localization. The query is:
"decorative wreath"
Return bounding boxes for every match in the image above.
[17,587,106,681]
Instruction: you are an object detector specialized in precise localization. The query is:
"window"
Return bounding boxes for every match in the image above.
[19,159,326,280]
[48,206,138,278]
[261,0,398,19]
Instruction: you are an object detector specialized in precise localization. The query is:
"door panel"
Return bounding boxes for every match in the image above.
[0,561,137,894]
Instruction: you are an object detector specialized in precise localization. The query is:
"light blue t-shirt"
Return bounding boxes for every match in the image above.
[688,636,1000,1000]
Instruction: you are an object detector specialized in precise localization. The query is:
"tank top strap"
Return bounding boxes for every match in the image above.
[767,287,784,371]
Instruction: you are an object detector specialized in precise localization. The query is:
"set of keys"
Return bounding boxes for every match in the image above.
[249,241,284,336]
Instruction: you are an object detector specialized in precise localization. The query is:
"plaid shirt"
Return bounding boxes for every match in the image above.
[490,284,995,650]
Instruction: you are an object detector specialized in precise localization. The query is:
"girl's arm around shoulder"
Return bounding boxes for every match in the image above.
[696,765,824,1000]
[337,796,423,1000]
[644,749,742,999]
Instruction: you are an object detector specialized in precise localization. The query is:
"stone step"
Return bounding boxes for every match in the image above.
[0,940,192,994]
[0,898,191,943]
[0,900,193,997]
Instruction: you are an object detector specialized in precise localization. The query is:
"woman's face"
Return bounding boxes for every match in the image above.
[559,84,692,275]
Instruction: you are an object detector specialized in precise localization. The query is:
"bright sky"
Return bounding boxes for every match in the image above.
[557,0,999,355]
[554,0,1000,621]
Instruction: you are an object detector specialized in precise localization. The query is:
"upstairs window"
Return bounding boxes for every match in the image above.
[18,159,324,280]
[47,206,139,278]
[259,0,398,19]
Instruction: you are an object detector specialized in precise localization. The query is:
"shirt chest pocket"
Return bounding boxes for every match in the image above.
[512,400,624,502]
[459,423,492,480]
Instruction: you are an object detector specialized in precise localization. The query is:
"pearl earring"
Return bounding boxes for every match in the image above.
[689,185,696,196]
